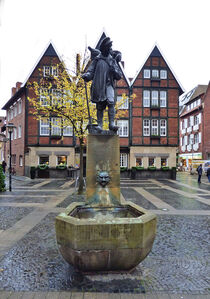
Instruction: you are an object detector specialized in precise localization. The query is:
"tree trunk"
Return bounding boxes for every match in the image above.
[78,140,84,194]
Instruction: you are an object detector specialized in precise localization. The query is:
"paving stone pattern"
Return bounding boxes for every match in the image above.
[0,207,34,230]
[121,188,158,210]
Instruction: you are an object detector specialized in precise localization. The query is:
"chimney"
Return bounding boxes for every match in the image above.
[12,87,16,96]
[16,82,22,90]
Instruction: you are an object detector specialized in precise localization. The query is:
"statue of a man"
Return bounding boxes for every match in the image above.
[82,37,122,132]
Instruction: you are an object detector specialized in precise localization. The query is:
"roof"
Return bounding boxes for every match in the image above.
[180,85,207,105]
[2,41,64,110]
[130,43,185,94]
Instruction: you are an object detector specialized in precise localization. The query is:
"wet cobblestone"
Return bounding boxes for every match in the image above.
[148,188,210,210]
[0,196,50,203]
[0,207,34,230]
[57,194,85,208]
[0,213,209,294]
[121,188,158,210]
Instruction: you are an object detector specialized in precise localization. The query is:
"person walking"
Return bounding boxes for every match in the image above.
[206,167,210,182]
[196,164,203,183]
[2,160,7,173]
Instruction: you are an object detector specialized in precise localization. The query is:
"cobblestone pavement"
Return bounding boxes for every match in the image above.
[0,173,209,298]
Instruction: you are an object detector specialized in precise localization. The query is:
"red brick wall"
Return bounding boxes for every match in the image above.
[203,82,210,159]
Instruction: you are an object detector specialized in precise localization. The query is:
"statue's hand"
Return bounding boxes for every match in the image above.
[82,73,89,82]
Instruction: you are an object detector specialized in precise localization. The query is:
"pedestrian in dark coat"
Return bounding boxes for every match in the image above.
[2,160,6,173]
[196,164,203,183]
[206,167,210,182]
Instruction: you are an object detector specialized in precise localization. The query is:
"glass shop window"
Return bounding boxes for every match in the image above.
[136,157,142,167]
[148,157,155,167]
[161,158,168,167]
[39,156,49,165]
[57,155,67,165]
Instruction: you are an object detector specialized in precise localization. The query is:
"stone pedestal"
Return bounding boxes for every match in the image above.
[86,134,121,206]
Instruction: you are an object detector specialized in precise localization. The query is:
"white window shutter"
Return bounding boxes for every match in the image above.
[184,119,188,128]
[180,137,182,146]
[184,135,188,145]
[199,113,202,124]
[199,132,201,143]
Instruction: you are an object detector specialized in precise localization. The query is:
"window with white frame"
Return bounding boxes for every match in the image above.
[120,153,127,167]
[10,108,13,120]
[43,66,58,77]
[18,100,22,114]
[151,91,158,106]
[51,118,61,135]
[143,90,150,107]
[19,155,23,167]
[143,69,150,78]
[18,125,21,138]
[148,157,155,167]
[151,119,158,135]
[160,91,167,107]
[143,119,150,136]
[63,125,73,136]
[116,95,128,109]
[152,69,159,78]
[40,118,50,135]
[40,89,49,106]
[194,133,199,143]
[160,70,167,79]
[14,104,17,117]
[190,134,194,145]
[117,120,128,137]
[13,128,17,139]
[160,119,167,136]
[52,89,62,106]
[194,114,199,125]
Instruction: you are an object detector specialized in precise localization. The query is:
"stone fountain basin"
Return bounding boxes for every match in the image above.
[55,202,157,273]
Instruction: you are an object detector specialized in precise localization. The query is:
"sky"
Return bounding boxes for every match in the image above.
[0,0,209,115]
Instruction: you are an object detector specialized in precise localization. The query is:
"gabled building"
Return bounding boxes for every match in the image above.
[179,83,210,170]
[129,45,184,169]
[2,42,76,176]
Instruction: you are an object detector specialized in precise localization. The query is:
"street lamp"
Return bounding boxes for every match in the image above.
[6,123,16,191]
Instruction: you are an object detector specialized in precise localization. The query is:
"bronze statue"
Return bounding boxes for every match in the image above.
[82,37,122,132]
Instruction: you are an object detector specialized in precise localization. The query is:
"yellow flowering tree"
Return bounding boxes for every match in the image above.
[28,54,127,194]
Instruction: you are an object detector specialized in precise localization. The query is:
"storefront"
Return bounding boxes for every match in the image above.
[179,153,202,171]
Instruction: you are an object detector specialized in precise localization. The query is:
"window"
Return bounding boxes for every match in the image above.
[136,157,142,167]
[152,69,159,78]
[40,89,49,106]
[10,108,13,120]
[144,69,150,78]
[160,119,167,136]
[143,119,150,136]
[143,90,150,107]
[40,118,49,135]
[51,118,61,136]
[63,125,73,136]
[151,91,158,106]
[12,154,16,165]
[160,91,167,107]
[151,119,158,135]
[13,128,17,139]
[194,133,199,143]
[117,95,128,109]
[18,125,21,138]
[190,134,194,145]
[39,156,49,164]
[52,89,62,106]
[19,155,23,167]
[18,100,22,114]
[120,153,127,167]
[43,66,58,77]
[7,110,10,121]
[57,155,67,165]
[149,157,155,167]
[117,120,128,137]
[194,114,199,125]
[161,158,168,167]
[160,70,167,79]
[14,104,17,117]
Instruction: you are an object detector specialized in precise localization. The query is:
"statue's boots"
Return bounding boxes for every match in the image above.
[108,105,118,132]
[96,110,103,132]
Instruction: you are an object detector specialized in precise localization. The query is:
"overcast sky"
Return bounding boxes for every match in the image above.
[0,0,209,115]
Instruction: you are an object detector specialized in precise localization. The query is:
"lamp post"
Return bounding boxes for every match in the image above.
[6,123,16,192]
